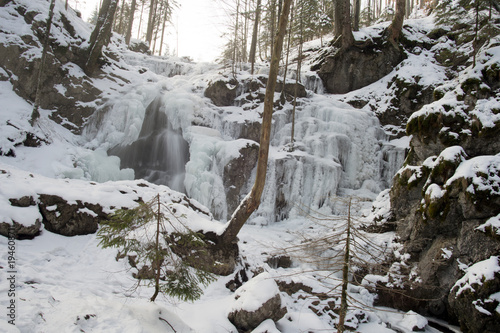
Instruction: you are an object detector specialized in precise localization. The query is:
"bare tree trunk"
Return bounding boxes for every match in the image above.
[337,198,352,333]
[340,0,354,48]
[146,0,157,45]
[242,0,249,62]
[117,0,125,34]
[387,0,405,43]
[220,0,293,245]
[159,0,169,56]
[249,0,261,74]
[334,0,354,47]
[125,0,137,44]
[85,0,118,75]
[152,0,163,54]
[232,0,240,77]
[280,0,293,103]
[269,0,276,53]
[150,194,161,302]
[353,0,361,31]
[31,0,56,126]
[137,0,145,39]
[334,0,342,38]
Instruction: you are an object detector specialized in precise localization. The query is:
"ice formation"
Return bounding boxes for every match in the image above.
[84,59,406,223]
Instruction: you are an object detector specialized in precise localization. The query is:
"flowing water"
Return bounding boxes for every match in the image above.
[108,95,190,193]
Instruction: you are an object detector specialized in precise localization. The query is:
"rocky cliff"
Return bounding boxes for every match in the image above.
[357,2,500,331]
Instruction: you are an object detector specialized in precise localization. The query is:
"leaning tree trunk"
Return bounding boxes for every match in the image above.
[219,0,293,245]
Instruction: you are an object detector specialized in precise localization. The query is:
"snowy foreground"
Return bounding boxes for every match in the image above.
[0,165,460,333]
[0,202,458,332]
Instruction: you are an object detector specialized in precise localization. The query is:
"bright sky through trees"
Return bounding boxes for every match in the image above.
[72,0,226,62]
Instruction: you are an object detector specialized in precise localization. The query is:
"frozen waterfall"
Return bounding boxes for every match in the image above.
[83,69,406,224]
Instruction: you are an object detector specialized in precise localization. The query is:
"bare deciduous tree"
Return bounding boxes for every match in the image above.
[220,0,293,245]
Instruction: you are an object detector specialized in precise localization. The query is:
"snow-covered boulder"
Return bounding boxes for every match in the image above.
[228,272,287,332]
[398,310,428,332]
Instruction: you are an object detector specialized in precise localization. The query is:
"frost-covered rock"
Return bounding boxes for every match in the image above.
[228,272,287,332]
[0,0,102,131]
[37,194,102,236]
[205,79,240,106]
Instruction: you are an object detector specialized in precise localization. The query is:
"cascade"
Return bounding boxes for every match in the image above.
[108,95,190,193]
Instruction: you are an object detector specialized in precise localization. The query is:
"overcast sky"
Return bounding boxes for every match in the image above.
[72,0,227,62]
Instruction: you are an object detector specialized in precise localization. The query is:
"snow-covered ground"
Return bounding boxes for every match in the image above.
[0,196,460,333]
[2,0,499,332]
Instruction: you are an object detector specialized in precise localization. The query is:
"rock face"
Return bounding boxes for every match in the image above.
[377,60,500,331]
[0,2,102,132]
[376,76,437,133]
[223,143,259,217]
[314,38,406,94]
[204,76,306,108]
[228,273,287,332]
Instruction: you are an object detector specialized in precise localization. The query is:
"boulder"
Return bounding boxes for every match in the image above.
[205,79,239,106]
[228,273,287,332]
[448,256,500,333]
[0,220,41,240]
